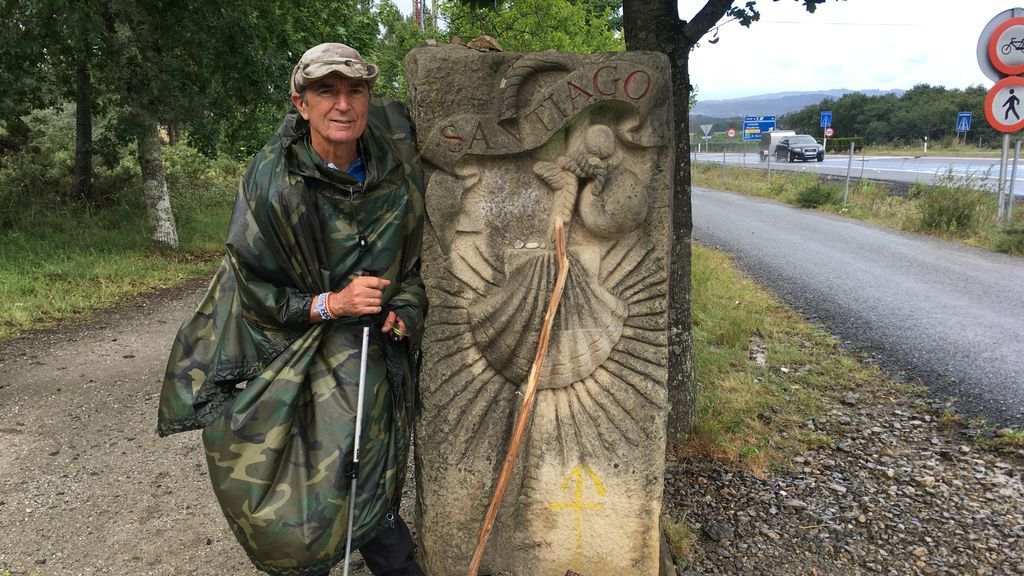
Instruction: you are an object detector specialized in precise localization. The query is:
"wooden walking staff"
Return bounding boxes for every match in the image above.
[466,218,571,576]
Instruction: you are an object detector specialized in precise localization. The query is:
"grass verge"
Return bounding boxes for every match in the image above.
[679,243,898,472]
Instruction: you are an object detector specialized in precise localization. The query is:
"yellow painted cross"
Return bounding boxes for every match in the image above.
[550,464,607,548]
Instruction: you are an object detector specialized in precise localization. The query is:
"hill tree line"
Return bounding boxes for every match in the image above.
[692,84,997,149]
[783,84,996,148]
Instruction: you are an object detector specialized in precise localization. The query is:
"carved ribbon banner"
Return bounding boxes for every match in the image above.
[420,61,666,171]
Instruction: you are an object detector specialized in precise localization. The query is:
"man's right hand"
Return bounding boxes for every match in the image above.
[329,276,392,317]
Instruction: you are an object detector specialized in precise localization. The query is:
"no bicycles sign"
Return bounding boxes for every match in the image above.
[989,16,1024,75]
[978,9,1024,82]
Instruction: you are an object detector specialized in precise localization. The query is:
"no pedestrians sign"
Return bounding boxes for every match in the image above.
[985,76,1024,132]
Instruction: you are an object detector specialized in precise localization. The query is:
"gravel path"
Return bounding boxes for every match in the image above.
[666,392,1024,576]
[1,279,1021,576]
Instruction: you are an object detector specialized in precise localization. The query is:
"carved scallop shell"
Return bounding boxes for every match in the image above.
[468,248,626,388]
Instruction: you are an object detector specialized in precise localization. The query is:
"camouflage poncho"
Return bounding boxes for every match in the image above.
[157,96,426,576]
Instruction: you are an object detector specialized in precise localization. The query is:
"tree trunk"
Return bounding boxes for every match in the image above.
[137,120,179,251]
[71,54,93,202]
[623,0,697,443]
[166,120,180,146]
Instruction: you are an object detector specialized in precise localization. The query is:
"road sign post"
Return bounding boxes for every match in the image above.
[999,135,1010,222]
[956,112,972,147]
[980,9,1024,223]
[700,123,713,154]
[743,115,776,142]
[956,112,972,133]
[1008,140,1021,224]
[843,142,854,205]
[821,111,833,150]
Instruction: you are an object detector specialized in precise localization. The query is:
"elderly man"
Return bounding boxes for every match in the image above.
[158,43,427,576]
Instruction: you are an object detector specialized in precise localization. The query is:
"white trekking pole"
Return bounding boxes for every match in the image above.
[343,269,378,576]
[342,321,371,576]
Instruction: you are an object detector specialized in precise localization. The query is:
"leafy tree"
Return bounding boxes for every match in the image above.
[441,0,624,53]
[373,0,440,101]
[2,0,382,249]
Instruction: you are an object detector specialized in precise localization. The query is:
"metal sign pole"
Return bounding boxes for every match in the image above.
[843,142,855,205]
[998,134,1010,221]
[767,143,772,186]
[1008,140,1021,225]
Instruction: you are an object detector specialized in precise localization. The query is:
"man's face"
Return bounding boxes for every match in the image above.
[292,75,370,153]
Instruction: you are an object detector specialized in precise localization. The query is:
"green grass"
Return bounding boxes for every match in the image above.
[681,244,898,472]
[861,144,1000,158]
[0,140,238,340]
[982,428,1024,451]
[663,513,699,570]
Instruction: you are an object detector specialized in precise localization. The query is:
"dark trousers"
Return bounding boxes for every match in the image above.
[318,514,424,576]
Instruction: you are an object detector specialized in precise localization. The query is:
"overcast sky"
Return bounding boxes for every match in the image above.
[394,0,1006,100]
[685,0,1005,100]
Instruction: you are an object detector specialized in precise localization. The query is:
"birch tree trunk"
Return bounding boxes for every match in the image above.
[71,52,93,202]
[137,120,178,251]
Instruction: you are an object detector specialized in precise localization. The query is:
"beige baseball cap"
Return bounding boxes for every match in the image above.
[290,43,379,93]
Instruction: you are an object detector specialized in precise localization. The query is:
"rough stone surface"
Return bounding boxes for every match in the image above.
[405,44,673,576]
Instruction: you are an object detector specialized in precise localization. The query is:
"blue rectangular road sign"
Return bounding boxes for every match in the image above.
[820,111,832,128]
[743,115,777,141]
[956,111,972,133]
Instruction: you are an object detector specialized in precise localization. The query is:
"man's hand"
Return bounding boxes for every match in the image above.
[329,276,391,317]
[381,311,407,341]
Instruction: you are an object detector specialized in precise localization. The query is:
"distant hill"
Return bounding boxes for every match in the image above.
[691,89,906,118]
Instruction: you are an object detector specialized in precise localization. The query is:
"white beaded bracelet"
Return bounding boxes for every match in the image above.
[316,292,334,321]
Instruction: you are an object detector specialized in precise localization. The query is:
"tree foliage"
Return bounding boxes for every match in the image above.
[373,0,442,100]
[1,0,383,247]
[1,0,380,159]
[783,85,995,147]
[441,0,624,53]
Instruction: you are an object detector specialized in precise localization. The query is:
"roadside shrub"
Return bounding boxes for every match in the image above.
[906,181,926,199]
[795,181,840,208]
[764,179,786,198]
[916,172,991,235]
[995,223,1024,255]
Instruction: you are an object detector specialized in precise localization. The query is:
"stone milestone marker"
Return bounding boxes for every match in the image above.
[404,44,672,576]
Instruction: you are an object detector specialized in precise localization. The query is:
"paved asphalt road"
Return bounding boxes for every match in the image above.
[692,186,1024,425]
